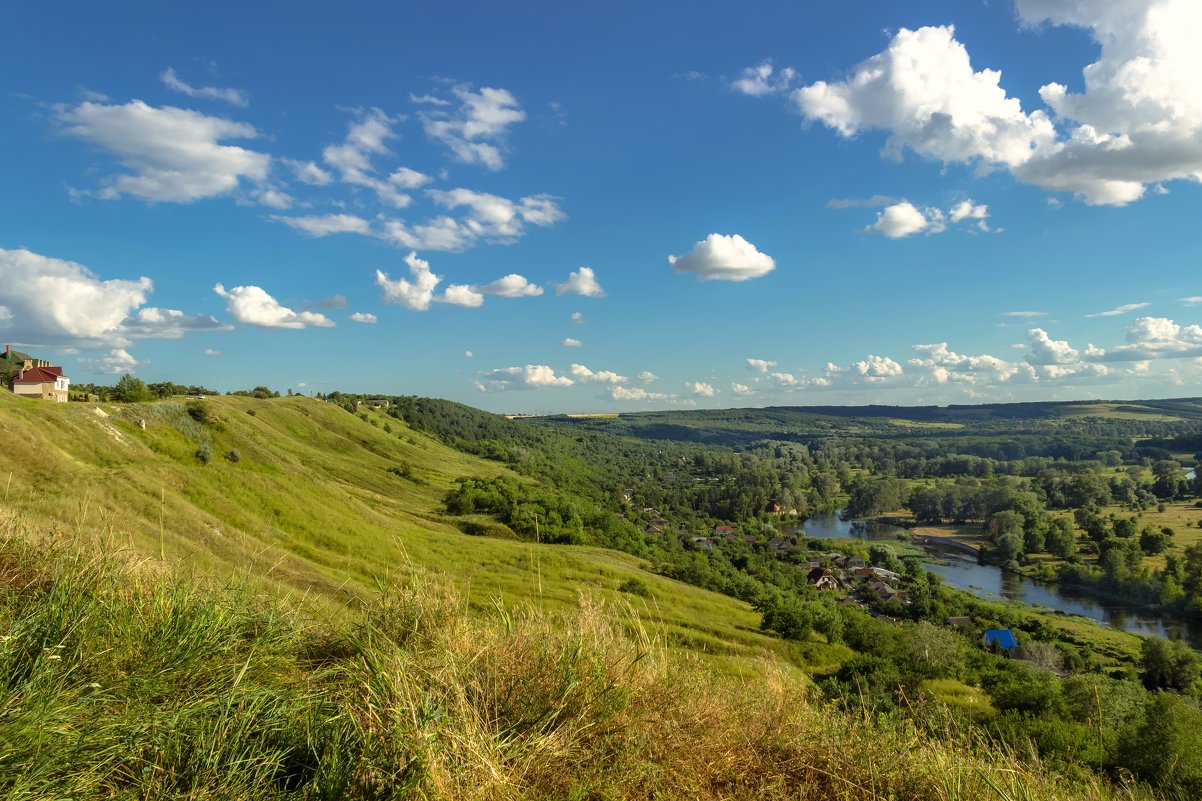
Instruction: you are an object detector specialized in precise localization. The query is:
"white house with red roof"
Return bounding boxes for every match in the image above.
[5,345,69,402]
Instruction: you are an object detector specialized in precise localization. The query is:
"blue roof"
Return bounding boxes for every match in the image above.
[983,629,1019,650]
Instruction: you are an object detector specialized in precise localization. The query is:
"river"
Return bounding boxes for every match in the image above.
[798,510,1202,648]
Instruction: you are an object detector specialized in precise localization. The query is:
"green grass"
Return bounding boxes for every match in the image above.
[0,392,795,669]
[0,516,1155,801]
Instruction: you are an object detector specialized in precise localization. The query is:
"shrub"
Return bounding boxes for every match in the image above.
[226,449,241,463]
[617,578,651,598]
[246,409,256,416]
[196,443,212,464]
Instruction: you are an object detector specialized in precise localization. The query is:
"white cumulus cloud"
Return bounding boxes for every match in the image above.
[746,358,777,373]
[669,234,775,281]
[685,381,716,397]
[213,283,334,329]
[482,273,544,297]
[474,364,573,391]
[349,312,378,324]
[561,338,583,348]
[569,363,627,384]
[375,252,442,312]
[80,347,140,375]
[638,371,659,383]
[0,247,219,348]
[439,284,485,308]
[555,267,606,297]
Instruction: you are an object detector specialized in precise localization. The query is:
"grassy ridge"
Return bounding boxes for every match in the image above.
[0,391,794,666]
[0,515,1150,801]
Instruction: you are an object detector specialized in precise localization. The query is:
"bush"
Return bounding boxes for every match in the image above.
[226,449,240,463]
[617,578,651,598]
[196,443,212,464]
[186,401,209,423]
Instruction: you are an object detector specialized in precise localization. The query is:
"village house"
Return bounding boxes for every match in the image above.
[691,536,715,550]
[712,524,736,537]
[807,567,839,591]
[4,346,69,402]
[643,525,663,537]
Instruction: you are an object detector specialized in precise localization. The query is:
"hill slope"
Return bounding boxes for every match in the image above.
[0,391,790,665]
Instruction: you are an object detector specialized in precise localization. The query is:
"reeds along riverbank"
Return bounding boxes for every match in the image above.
[0,515,1151,801]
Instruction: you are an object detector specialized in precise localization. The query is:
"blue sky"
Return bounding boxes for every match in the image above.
[2,0,1201,412]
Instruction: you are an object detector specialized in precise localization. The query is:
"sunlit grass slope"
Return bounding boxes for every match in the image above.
[0,391,792,665]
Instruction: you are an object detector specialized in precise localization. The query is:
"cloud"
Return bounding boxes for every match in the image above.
[474,364,573,391]
[1087,316,1202,362]
[255,187,294,209]
[561,338,583,348]
[731,61,796,96]
[731,382,754,395]
[379,217,477,252]
[321,108,418,207]
[120,307,230,339]
[570,312,585,324]
[610,386,674,402]
[464,350,474,358]
[1085,302,1150,318]
[1003,310,1047,318]
[380,191,565,252]
[685,381,716,397]
[58,100,270,203]
[798,4,1202,206]
[555,267,606,297]
[0,247,169,348]
[871,202,942,238]
[1025,327,1080,365]
[204,348,222,357]
[306,294,347,309]
[349,312,377,324]
[160,67,247,107]
[569,363,627,384]
[867,199,992,237]
[428,188,565,243]
[270,213,372,237]
[79,347,140,375]
[796,26,1053,167]
[669,233,775,281]
[419,84,526,170]
[826,195,895,209]
[746,357,777,373]
[439,284,484,308]
[213,283,334,329]
[1180,296,1202,306]
[375,251,442,311]
[482,273,544,297]
[908,342,1036,385]
[638,371,659,383]
[1011,0,1202,205]
[949,199,988,223]
[283,158,333,186]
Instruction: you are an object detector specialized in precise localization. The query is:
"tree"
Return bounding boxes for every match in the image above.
[112,373,153,403]
[1046,517,1077,560]
[1141,637,1199,691]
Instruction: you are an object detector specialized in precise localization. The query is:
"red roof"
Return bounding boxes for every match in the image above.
[713,525,735,532]
[12,366,64,384]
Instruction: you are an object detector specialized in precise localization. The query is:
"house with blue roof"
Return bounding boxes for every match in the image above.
[982,629,1020,653]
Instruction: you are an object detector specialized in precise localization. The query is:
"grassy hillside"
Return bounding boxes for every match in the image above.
[0,391,796,668]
